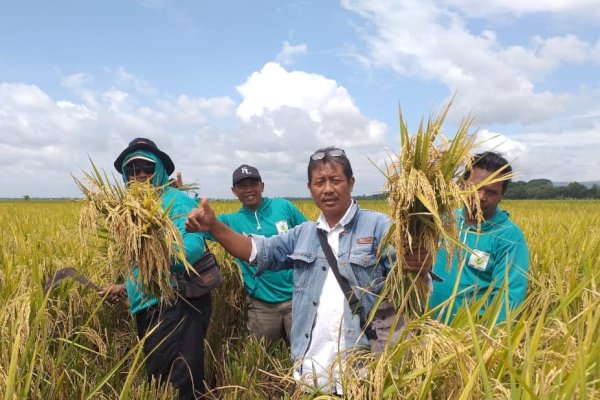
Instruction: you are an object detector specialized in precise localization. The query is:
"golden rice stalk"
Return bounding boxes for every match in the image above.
[380,98,480,320]
[74,161,190,302]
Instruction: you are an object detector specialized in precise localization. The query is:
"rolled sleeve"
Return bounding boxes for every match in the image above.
[248,236,258,264]
[249,226,302,275]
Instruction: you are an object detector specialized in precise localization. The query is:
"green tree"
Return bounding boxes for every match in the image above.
[562,182,590,199]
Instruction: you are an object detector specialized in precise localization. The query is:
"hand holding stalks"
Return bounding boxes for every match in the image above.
[403,248,433,276]
[97,284,126,304]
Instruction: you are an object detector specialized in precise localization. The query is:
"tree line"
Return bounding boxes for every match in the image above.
[504,179,600,199]
[353,179,600,200]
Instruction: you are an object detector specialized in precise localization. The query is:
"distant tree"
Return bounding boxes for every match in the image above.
[505,181,528,199]
[562,182,590,199]
[23,195,30,201]
[504,179,599,200]
[527,179,556,199]
[528,178,553,186]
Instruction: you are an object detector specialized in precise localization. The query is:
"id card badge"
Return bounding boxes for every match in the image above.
[275,220,289,233]
[468,249,490,271]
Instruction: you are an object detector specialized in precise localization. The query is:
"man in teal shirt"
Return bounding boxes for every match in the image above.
[218,164,307,343]
[429,152,529,324]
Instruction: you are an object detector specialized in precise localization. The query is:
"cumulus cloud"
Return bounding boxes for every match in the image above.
[0,64,390,198]
[0,83,98,148]
[237,63,346,121]
[236,62,385,145]
[197,61,390,197]
[341,0,599,124]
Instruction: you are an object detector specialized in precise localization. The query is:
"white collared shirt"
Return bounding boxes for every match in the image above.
[294,201,360,394]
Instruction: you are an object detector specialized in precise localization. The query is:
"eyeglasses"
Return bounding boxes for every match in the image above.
[310,149,345,161]
[125,163,155,176]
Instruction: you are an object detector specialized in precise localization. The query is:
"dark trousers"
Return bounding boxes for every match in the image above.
[135,295,211,400]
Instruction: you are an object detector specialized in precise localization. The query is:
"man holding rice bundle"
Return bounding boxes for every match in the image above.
[428,151,530,324]
[186,147,428,395]
[99,137,211,399]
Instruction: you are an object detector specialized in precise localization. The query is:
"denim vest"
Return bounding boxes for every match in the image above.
[252,206,396,362]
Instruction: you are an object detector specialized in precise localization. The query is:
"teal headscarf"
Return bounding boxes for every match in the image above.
[120,149,170,187]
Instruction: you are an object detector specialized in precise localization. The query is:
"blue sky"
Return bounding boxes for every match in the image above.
[1,0,599,198]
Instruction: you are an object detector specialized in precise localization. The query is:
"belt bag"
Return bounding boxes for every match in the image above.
[174,250,223,299]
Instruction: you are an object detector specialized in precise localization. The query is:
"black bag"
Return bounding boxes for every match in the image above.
[174,249,223,299]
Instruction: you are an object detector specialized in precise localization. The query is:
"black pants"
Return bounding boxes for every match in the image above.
[135,295,212,400]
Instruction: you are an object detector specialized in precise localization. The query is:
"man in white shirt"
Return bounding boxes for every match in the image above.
[186,147,429,394]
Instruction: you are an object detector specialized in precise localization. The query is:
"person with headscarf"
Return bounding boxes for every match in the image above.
[100,137,211,399]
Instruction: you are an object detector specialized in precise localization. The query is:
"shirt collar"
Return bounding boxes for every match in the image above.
[316,200,357,231]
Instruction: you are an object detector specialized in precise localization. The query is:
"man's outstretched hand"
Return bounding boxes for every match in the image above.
[185,197,216,232]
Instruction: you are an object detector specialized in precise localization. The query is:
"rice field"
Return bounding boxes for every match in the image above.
[0,199,598,399]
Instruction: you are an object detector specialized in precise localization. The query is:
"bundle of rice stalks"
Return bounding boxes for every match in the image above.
[74,161,190,302]
[380,98,480,320]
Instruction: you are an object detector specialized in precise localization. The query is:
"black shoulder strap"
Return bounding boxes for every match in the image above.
[317,229,361,315]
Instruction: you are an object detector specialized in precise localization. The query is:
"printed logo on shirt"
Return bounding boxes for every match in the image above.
[356,237,374,244]
[468,249,490,271]
[275,220,289,233]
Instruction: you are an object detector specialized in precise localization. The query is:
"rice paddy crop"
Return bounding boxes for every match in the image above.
[382,100,478,321]
[1,198,599,399]
[75,164,191,301]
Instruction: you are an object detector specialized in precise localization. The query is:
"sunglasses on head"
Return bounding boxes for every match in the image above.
[310,149,345,161]
[125,163,155,176]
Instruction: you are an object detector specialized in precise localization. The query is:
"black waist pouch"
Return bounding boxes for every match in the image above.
[174,251,223,299]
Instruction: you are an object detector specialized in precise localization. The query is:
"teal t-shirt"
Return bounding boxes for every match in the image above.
[428,207,529,323]
[217,197,307,303]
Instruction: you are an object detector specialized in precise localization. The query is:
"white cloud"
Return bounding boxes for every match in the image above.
[501,35,592,78]
[3,53,595,199]
[184,62,391,196]
[0,77,239,197]
[237,62,343,121]
[0,64,391,198]
[0,83,98,148]
[473,129,529,178]
[473,123,600,183]
[475,129,528,157]
[341,0,599,124]
[442,0,600,18]
[116,67,157,96]
[235,62,385,145]
[61,73,94,91]
[275,41,308,66]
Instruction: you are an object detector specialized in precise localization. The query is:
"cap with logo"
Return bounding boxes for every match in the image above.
[232,164,262,185]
